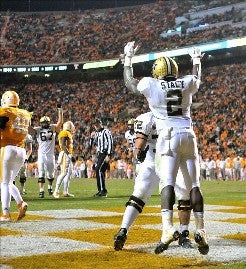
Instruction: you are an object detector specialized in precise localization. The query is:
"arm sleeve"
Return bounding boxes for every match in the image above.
[123,66,140,94]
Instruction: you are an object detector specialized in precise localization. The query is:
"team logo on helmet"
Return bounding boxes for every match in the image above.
[63,121,75,133]
[152,56,178,80]
[1,90,20,107]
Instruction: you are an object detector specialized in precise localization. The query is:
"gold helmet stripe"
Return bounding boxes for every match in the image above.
[163,56,172,75]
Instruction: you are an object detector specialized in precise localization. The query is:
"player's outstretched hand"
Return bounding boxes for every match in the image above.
[188,47,204,60]
[124,41,140,58]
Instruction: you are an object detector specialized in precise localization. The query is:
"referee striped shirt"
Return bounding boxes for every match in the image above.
[92,128,113,155]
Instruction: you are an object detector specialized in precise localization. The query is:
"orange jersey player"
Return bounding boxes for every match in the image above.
[0,90,32,222]
[53,121,75,198]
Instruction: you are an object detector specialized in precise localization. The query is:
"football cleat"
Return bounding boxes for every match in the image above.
[114,228,127,251]
[98,191,108,197]
[0,214,11,222]
[53,192,60,199]
[17,201,28,221]
[62,193,74,197]
[39,191,45,198]
[48,189,53,195]
[93,191,101,197]
[178,230,193,248]
[154,228,180,254]
[194,229,209,255]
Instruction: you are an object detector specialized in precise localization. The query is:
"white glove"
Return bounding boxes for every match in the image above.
[124,41,140,58]
[188,47,204,65]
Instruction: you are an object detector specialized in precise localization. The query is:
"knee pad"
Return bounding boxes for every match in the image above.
[125,195,145,213]
[161,185,175,210]
[38,177,45,184]
[190,187,204,212]
[47,178,54,184]
[177,200,191,211]
[20,176,27,184]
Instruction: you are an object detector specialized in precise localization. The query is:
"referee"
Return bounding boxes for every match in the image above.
[90,119,113,197]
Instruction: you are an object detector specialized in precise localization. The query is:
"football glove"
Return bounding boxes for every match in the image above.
[136,145,149,163]
[124,41,140,58]
[0,116,9,129]
[188,47,204,65]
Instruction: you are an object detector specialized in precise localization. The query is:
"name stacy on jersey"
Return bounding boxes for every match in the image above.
[160,80,184,89]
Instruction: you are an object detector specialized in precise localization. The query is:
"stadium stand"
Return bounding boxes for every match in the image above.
[0,0,245,173]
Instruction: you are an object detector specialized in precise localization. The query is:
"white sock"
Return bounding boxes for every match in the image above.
[121,206,140,230]
[161,209,173,229]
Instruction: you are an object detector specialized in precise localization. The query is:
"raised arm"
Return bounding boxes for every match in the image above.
[123,41,140,94]
[55,104,63,133]
[188,47,204,82]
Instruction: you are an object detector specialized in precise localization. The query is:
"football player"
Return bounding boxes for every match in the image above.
[114,111,192,251]
[125,118,136,153]
[29,106,63,198]
[18,133,33,194]
[0,90,32,222]
[125,118,137,176]
[53,121,76,198]
[122,41,209,255]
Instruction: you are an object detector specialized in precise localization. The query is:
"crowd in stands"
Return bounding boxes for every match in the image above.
[0,0,245,179]
[0,0,245,65]
[0,62,244,170]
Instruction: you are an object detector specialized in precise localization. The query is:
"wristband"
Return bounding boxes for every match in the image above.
[193,58,201,65]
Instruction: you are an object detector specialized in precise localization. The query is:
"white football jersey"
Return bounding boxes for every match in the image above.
[125,130,136,150]
[35,124,57,154]
[137,75,199,131]
[135,111,156,162]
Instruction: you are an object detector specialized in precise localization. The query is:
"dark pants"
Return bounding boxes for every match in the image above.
[95,152,108,192]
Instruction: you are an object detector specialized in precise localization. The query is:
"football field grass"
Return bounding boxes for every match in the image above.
[1,178,246,269]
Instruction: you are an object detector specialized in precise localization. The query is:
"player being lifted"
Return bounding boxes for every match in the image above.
[29,105,63,198]
[121,41,209,255]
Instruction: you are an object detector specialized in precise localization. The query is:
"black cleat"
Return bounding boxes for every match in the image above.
[98,191,108,197]
[39,191,44,198]
[179,230,193,248]
[114,228,127,251]
[48,189,53,195]
[93,191,101,197]
[154,229,180,254]
[94,191,108,197]
[194,230,209,255]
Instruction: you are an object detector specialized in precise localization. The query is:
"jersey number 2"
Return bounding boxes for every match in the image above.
[167,89,182,116]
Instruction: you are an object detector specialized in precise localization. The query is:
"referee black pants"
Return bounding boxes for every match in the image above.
[95,152,108,192]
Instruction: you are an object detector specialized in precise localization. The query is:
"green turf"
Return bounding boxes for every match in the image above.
[12,178,246,211]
